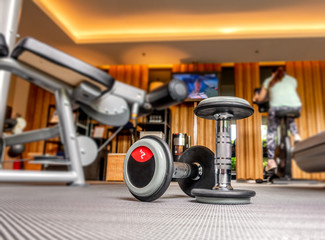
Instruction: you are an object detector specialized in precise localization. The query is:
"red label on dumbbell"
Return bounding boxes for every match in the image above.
[131,146,153,162]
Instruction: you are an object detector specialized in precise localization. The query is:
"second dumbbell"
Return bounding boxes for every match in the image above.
[123,135,215,202]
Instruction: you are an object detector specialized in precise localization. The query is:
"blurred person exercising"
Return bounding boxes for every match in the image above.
[253,67,302,171]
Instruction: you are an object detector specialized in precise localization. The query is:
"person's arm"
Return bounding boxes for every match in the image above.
[253,86,268,102]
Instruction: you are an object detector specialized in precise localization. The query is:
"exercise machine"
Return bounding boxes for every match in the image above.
[0,35,187,185]
[293,132,325,173]
[272,109,300,183]
[264,108,325,182]
[0,1,187,185]
[123,96,256,204]
[254,99,299,183]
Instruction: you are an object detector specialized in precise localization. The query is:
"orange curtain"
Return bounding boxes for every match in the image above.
[234,63,263,180]
[109,65,149,90]
[286,61,325,180]
[171,63,221,151]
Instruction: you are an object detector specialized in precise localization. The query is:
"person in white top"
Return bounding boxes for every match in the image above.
[253,67,302,172]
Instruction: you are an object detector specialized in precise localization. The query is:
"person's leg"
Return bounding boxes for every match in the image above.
[288,107,302,142]
[288,118,301,142]
[266,108,280,171]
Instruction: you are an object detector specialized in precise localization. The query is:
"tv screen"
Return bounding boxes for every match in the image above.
[172,72,219,100]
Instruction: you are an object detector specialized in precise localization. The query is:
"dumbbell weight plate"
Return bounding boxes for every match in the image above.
[191,188,256,204]
[194,96,254,120]
[77,136,98,166]
[123,136,173,202]
[178,146,215,197]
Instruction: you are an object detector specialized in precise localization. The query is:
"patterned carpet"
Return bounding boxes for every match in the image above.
[1,181,325,239]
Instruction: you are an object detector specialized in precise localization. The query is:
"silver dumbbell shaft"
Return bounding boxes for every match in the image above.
[173,162,200,179]
[214,113,233,190]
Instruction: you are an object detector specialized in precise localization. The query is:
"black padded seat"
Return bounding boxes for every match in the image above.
[194,96,254,120]
[275,109,300,118]
[0,34,9,57]
[11,37,114,90]
[293,131,325,172]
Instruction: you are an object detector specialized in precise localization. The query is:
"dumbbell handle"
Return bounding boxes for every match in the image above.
[214,116,233,190]
[173,162,200,179]
[172,117,232,187]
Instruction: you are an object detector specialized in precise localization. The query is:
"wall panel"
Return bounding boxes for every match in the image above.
[171,63,221,152]
[170,102,195,147]
[234,63,263,180]
[108,64,149,153]
[24,85,55,157]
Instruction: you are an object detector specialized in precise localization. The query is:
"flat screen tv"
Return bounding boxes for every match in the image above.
[172,72,219,100]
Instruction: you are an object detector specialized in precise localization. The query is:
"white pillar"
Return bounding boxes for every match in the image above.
[0,0,22,135]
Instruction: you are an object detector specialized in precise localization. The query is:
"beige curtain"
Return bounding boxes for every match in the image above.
[286,61,325,180]
[234,63,263,180]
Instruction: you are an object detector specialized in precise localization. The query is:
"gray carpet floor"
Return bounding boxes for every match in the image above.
[1,181,325,240]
